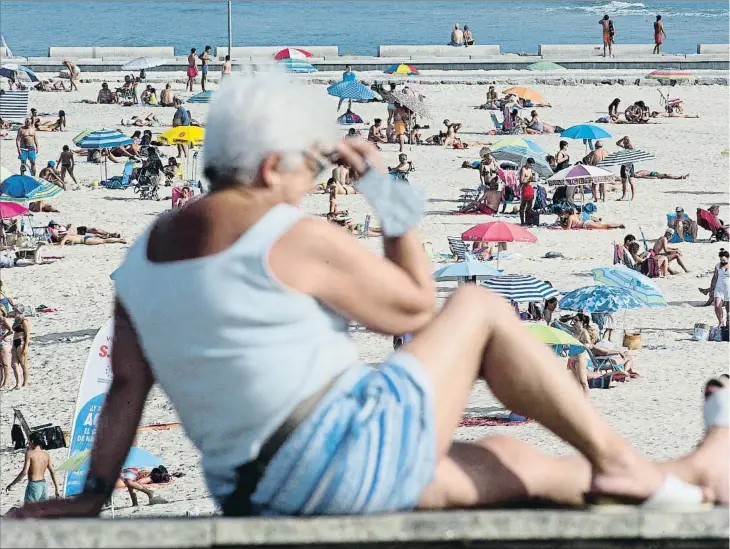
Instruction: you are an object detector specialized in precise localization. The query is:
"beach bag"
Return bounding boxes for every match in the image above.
[534,185,549,213]
[623,331,642,350]
[11,424,26,450]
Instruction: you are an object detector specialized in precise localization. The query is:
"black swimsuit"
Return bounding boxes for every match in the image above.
[12,318,23,348]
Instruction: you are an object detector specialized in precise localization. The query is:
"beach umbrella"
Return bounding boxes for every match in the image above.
[121,57,167,71]
[72,129,94,145]
[0,166,13,183]
[526,61,565,72]
[433,258,502,282]
[327,80,378,102]
[591,265,667,307]
[646,70,696,82]
[526,324,584,356]
[0,64,39,83]
[187,91,213,104]
[547,164,615,187]
[273,48,312,60]
[491,147,553,179]
[58,447,164,473]
[490,138,545,154]
[384,64,419,76]
[158,126,205,146]
[0,202,29,219]
[560,124,612,140]
[0,175,63,203]
[502,87,545,103]
[462,221,537,244]
[481,275,558,303]
[559,285,644,313]
[76,129,133,149]
[277,58,317,73]
[390,90,431,118]
[597,149,656,168]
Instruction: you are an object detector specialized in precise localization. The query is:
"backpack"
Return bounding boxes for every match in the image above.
[534,185,549,213]
[151,465,170,484]
[502,185,515,203]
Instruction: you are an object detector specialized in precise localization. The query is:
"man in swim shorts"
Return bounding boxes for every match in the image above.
[200,45,211,92]
[653,15,666,54]
[5,434,60,503]
[186,48,198,92]
[600,15,613,58]
[16,119,38,176]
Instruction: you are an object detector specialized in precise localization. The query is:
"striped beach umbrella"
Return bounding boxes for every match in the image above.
[274,48,312,60]
[491,146,553,179]
[591,265,667,307]
[559,285,644,313]
[597,149,656,168]
[384,64,419,76]
[0,175,63,203]
[646,70,696,81]
[76,129,133,149]
[481,275,558,303]
[277,58,317,73]
[327,80,377,102]
[187,91,213,103]
[547,164,615,187]
[433,259,502,282]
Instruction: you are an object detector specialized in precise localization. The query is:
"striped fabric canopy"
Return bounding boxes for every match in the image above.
[597,149,656,168]
[547,164,615,187]
[187,91,213,103]
[433,259,502,282]
[481,275,558,303]
[591,265,667,307]
[0,89,29,119]
[76,129,133,149]
[559,285,645,313]
[0,175,63,203]
[277,58,317,73]
[327,80,377,102]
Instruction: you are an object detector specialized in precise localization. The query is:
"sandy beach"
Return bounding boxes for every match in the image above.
[1,70,728,517]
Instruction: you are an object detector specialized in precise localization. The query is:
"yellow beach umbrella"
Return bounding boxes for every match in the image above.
[502,87,545,103]
[158,126,205,146]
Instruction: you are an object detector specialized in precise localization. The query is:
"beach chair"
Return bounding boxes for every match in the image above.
[697,208,728,242]
[357,215,371,239]
[0,89,29,119]
[102,161,134,190]
[666,213,694,243]
[448,236,469,261]
[490,112,504,133]
[551,320,625,374]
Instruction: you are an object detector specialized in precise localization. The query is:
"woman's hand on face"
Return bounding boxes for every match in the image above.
[332,140,385,178]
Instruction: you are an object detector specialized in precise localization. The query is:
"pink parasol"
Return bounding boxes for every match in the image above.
[273,48,312,60]
[0,201,30,219]
[462,221,537,243]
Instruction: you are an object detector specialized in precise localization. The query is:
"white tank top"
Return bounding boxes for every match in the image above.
[113,203,358,499]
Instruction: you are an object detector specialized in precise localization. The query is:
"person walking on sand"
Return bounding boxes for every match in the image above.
[0,308,13,390]
[519,158,535,226]
[5,434,60,503]
[11,309,30,388]
[186,48,198,92]
[222,55,232,77]
[62,60,79,92]
[653,15,666,54]
[200,45,211,92]
[616,136,637,201]
[600,15,614,57]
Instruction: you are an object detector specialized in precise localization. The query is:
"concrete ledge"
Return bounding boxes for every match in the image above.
[1,509,728,548]
[540,44,661,57]
[698,44,730,55]
[213,46,338,59]
[378,45,500,57]
[49,47,175,59]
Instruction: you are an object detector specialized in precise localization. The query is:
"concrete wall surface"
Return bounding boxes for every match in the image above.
[213,46,338,58]
[540,44,662,57]
[697,44,730,55]
[378,45,500,57]
[1,508,727,549]
[49,47,175,59]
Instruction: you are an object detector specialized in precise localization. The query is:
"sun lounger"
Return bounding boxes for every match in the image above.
[666,213,694,243]
[551,319,625,374]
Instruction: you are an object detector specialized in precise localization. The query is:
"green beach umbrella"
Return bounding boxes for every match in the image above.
[527,61,565,72]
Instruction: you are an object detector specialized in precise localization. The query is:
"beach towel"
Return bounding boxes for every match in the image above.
[498,169,519,196]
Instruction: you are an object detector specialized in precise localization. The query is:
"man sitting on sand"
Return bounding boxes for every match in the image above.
[160,84,175,107]
[669,206,698,241]
[38,161,65,190]
[5,434,60,503]
[443,119,464,148]
[97,83,117,104]
[653,228,690,272]
[367,118,387,149]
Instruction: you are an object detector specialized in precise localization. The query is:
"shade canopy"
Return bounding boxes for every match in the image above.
[76,129,133,149]
[158,126,205,146]
[274,48,312,60]
[462,221,537,243]
[481,275,558,303]
[121,57,167,71]
[327,80,378,102]
[277,58,317,73]
[591,265,667,307]
[597,149,656,168]
[502,87,545,103]
[547,164,615,187]
[559,285,645,313]
[560,124,612,140]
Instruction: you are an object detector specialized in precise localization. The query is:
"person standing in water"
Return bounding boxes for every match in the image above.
[599,15,615,57]
[5,434,60,503]
[653,15,666,54]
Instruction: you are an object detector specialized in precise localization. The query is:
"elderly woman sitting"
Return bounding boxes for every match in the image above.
[13,73,725,520]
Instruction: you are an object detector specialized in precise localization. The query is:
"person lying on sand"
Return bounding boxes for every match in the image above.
[635,170,689,180]
[557,207,625,230]
[326,213,383,237]
[36,111,66,132]
[653,228,690,272]
[37,79,68,92]
[121,113,160,127]
[651,111,700,119]
[47,221,121,242]
[57,234,127,246]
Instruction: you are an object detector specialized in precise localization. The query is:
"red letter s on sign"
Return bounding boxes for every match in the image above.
[99,345,109,358]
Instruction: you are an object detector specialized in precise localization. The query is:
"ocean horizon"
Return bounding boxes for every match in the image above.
[1,0,728,58]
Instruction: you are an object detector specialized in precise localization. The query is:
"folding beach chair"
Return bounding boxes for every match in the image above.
[102,161,135,190]
[447,236,469,261]
[551,319,625,374]
[357,215,371,239]
[666,213,694,243]
[0,89,29,119]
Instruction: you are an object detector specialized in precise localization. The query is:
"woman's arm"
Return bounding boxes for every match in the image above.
[21,319,30,347]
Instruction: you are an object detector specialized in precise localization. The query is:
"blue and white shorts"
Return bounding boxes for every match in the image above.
[250,352,436,515]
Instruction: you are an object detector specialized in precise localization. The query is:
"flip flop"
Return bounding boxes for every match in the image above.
[704,376,729,429]
[586,474,707,509]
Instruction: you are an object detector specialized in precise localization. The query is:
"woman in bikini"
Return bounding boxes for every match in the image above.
[0,308,14,389]
[559,208,625,230]
[36,111,66,132]
[11,311,30,388]
[555,141,570,170]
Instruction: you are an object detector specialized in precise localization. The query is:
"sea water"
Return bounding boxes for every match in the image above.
[1,0,728,57]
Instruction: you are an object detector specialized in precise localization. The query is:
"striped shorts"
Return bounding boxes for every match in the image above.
[250,353,436,515]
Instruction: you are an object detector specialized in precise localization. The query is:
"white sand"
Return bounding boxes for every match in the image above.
[1,71,728,517]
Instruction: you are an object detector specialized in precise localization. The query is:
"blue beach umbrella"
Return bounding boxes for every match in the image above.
[560,124,612,140]
[559,285,644,313]
[57,446,164,473]
[187,91,213,104]
[277,58,317,73]
[327,80,377,102]
[481,275,558,303]
[76,129,133,149]
[0,175,63,203]
[591,265,667,307]
[433,259,502,282]
[0,64,39,83]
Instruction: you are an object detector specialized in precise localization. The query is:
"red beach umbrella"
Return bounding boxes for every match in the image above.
[462,221,537,243]
[273,48,313,60]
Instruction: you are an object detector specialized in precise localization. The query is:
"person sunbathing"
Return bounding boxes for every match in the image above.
[121,114,160,127]
[653,228,690,272]
[651,111,700,119]
[47,222,121,242]
[326,213,382,237]
[37,79,68,92]
[57,234,127,246]
[635,170,689,180]
[524,110,556,134]
[558,208,625,230]
[36,111,66,132]
[173,186,194,209]
[627,241,673,277]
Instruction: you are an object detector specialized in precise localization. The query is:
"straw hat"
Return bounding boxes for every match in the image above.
[480,146,492,158]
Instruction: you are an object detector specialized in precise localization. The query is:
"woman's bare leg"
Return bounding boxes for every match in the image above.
[715,297,725,326]
[11,347,23,388]
[402,286,673,505]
